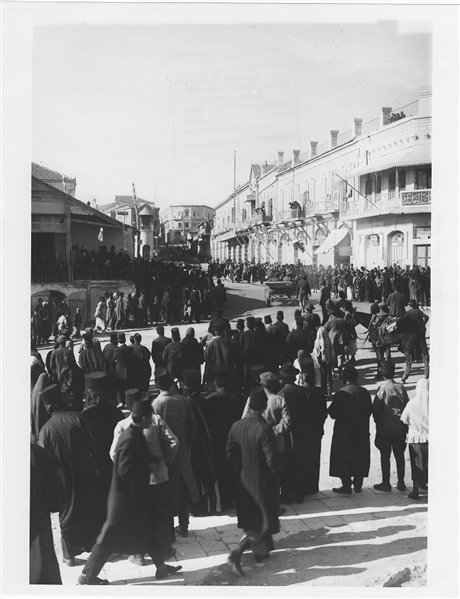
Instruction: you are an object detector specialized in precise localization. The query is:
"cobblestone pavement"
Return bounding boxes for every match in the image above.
[42,280,429,587]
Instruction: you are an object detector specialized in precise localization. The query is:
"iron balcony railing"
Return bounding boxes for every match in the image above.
[339,189,431,219]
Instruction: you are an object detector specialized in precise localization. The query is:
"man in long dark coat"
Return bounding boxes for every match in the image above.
[38,384,109,566]
[226,388,282,576]
[50,335,84,411]
[181,327,204,371]
[30,440,63,584]
[328,365,373,493]
[78,333,108,377]
[284,320,314,363]
[204,325,241,385]
[151,325,172,369]
[78,396,182,585]
[131,333,152,391]
[238,316,261,392]
[113,332,134,407]
[205,365,239,512]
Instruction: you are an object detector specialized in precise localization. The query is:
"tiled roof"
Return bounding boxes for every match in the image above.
[31,162,75,181]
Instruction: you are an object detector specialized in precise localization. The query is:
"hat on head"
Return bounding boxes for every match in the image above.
[381,361,395,378]
[341,365,359,382]
[155,367,172,388]
[276,310,284,319]
[39,384,60,405]
[56,335,67,345]
[117,332,126,343]
[279,362,300,379]
[249,388,268,411]
[264,315,272,324]
[125,388,140,411]
[298,356,314,374]
[305,303,314,312]
[171,327,179,334]
[255,317,263,323]
[213,323,224,334]
[82,332,92,341]
[236,318,244,327]
[131,395,153,418]
[186,327,195,336]
[246,316,255,326]
[409,299,418,309]
[259,372,277,387]
[85,372,108,392]
[182,369,202,389]
[250,364,265,381]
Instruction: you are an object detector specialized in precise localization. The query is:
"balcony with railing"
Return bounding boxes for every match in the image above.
[304,197,340,216]
[339,189,431,220]
[272,208,304,223]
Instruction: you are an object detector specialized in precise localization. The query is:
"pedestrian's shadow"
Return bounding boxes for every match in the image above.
[199,524,426,586]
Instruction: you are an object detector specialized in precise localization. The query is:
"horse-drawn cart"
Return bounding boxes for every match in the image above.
[264,279,298,307]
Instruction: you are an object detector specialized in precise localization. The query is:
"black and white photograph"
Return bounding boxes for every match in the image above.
[1,2,458,596]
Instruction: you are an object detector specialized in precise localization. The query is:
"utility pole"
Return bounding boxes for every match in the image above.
[132,183,141,258]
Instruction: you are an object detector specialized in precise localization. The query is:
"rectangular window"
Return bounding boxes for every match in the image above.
[376,175,382,194]
[185,222,190,228]
[415,167,431,190]
[231,207,236,223]
[242,208,247,220]
[365,178,373,196]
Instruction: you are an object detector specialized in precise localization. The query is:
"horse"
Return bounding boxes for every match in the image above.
[354,311,429,382]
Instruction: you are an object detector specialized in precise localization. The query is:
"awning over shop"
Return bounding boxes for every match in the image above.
[314,228,349,254]
[346,144,431,177]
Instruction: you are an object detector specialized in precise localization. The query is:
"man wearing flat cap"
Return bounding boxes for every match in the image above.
[152,368,199,540]
[38,384,109,568]
[226,388,282,576]
[79,396,182,585]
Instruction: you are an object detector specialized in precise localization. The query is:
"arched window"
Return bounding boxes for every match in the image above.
[142,244,150,259]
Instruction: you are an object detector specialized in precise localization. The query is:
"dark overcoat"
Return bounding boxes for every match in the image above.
[96,425,154,554]
[226,412,282,535]
[30,442,63,584]
[38,411,108,557]
[152,391,199,505]
[328,383,373,479]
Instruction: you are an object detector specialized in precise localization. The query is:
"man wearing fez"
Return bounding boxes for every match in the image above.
[38,384,108,567]
[80,372,125,476]
[182,370,217,516]
[205,365,239,512]
[110,388,179,566]
[328,365,373,494]
[113,332,134,407]
[152,368,199,540]
[226,388,282,576]
[78,395,182,585]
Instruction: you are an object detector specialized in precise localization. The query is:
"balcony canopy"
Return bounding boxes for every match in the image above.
[346,143,431,177]
[314,228,349,254]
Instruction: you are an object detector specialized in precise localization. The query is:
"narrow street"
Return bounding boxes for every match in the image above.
[43,280,429,587]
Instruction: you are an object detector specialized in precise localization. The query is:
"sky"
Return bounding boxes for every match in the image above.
[32,18,431,212]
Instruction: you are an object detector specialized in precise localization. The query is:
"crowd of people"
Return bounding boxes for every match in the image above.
[30,261,430,585]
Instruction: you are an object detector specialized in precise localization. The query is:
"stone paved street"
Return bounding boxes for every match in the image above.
[41,280,429,587]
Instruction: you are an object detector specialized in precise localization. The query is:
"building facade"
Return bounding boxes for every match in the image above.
[160,205,215,247]
[99,196,160,259]
[211,91,432,270]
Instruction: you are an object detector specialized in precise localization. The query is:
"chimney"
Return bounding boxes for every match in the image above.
[353,118,363,137]
[310,141,318,158]
[277,151,285,172]
[330,130,339,149]
[417,90,432,117]
[293,150,300,165]
[380,107,392,127]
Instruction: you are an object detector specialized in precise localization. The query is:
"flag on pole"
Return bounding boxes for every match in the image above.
[98,227,104,242]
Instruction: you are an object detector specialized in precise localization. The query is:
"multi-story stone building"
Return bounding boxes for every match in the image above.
[212,91,431,269]
[99,196,160,259]
[160,204,215,247]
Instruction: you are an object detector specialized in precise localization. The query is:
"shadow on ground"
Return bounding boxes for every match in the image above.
[198,523,427,586]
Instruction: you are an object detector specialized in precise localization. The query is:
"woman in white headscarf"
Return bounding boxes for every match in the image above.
[400,378,429,499]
